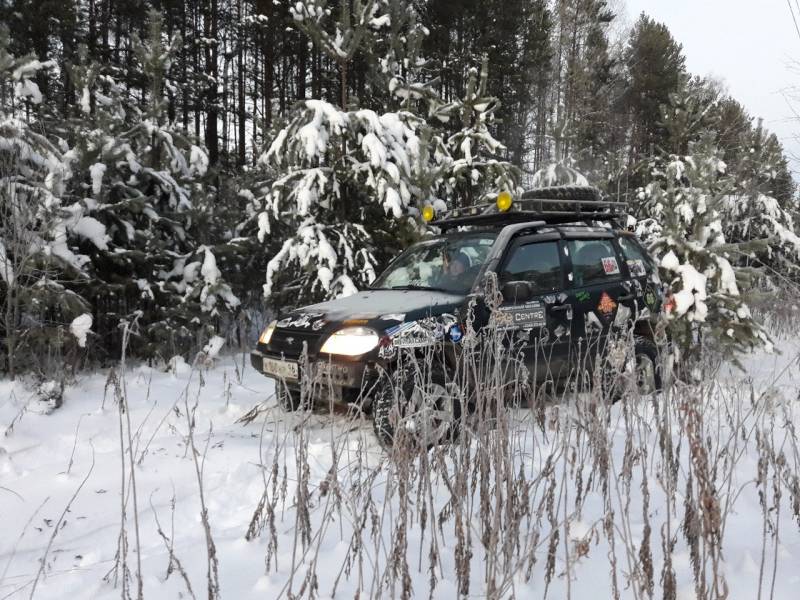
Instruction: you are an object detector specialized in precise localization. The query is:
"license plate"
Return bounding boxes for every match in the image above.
[263,357,299,380]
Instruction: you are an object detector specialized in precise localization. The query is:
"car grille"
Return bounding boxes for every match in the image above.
[268,328,323,359]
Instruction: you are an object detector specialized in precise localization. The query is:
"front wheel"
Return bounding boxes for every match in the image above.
[371,363,462,450]
[276,384,310,412]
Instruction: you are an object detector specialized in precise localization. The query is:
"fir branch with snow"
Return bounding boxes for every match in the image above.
[641,132,772,362]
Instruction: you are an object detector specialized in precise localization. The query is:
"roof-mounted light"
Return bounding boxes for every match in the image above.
[496,191,513,212]
[422,205,435,222]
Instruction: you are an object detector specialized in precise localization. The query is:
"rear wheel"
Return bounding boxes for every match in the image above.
[372,364,462,450]
[632,336,662,394]
[603,335,662,400]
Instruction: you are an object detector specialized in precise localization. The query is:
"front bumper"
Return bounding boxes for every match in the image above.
[250,348,373,399]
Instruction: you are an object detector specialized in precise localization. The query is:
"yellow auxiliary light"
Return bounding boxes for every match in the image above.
[496,191,513,212]
[422,205,435,222]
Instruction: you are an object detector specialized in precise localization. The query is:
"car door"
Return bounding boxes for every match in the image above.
[495,235,572,383]
[564,236,633,364]
[616,232,662,319]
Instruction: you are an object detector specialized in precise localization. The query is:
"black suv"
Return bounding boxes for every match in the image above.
[251,186,664,446]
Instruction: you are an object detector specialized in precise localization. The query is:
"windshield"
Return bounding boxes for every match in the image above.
[372,233,497,294]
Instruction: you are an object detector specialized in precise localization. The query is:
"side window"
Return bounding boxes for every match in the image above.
[567,239,622,287]
[617,235,653,278]
[500,241,562,293]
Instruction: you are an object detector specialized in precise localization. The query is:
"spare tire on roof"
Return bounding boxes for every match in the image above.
[521,185,604,202]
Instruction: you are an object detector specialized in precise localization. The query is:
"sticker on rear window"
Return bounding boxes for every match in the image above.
[601,256,620,275]
[627,259,646,277]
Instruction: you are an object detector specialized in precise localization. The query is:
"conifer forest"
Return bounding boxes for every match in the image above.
[2,2,800,600]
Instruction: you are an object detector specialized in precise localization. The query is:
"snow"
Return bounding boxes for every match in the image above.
[668,157,685,181]
[202,336,225,360]
[47,222,90,272]
[295,100,348,159]
[317,265,334,291]
[14,79,42,104]
[432,198,448,213]
[715,255,739,296]
[69,313,93,348]
[529,162,589,187]
[370,14,391,28]
[0,338,798,599]
[194,248,240,313]
[72,216,110,251]
[0,241,14,286]
[361,131,387,167]
[336,273,358,297]
[383,187,403,218]
[660,249,681,271]
[189,145,209,176]
[89,163,106,197]
[80,87,91,114]
[167,355,191,376]
[671,262,708,321]
[201,247,221,286]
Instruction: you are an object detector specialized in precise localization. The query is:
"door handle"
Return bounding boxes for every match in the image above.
[618,293,635,302]
[550,304,570,312]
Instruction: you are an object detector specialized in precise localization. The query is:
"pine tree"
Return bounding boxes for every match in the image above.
[1,30,88,377]
[257,99,426,302]
[64,12,239,360]
[257,0,518,308]
[440,57,519,208]
[638,130,771,362]
[625,14,686,159]
[722,120,800,278]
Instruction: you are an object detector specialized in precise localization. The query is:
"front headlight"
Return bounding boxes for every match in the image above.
[259,320,277,345]
[320,327,379,356]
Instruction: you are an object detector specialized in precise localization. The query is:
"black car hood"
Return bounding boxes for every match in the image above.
[277,289,465,332]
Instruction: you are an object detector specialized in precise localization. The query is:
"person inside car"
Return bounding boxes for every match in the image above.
[439,250,473,290]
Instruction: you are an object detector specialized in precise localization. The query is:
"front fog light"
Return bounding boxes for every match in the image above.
[259,320,277,345]
[320,327,379,356]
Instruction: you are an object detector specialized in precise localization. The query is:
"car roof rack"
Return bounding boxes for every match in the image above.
[431,186,626,232]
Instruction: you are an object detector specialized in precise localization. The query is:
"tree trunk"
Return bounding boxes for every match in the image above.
[204,0,219,165]
[181,0,188,130]
[237,0,246,165]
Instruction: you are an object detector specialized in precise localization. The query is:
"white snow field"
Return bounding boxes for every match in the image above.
[1,337,799,600]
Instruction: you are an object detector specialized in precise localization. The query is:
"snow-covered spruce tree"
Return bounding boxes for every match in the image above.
[524,120,591,189]
[0,35,90,378]
[258,100,420,302]
[721,121,800,279]
[63,14,239,361]
[439,57,519,208]
[638,131,771,363]
[259,0,518,307]
[0,23,55,111]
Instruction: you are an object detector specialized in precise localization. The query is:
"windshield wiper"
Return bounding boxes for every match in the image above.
[389,284,451,292]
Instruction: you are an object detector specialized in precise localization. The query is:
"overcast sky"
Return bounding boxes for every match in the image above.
[623,0,800,176]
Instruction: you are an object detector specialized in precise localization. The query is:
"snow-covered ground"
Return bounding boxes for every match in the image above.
[1,336,799,600]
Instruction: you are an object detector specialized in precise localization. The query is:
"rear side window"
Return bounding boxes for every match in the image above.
[500,241,562,293]
[567,239,621,287]
[617,235,653,277]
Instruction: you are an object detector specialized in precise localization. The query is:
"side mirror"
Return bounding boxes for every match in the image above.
[501,280,532,304]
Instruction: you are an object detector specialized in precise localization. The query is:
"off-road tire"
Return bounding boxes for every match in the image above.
[277,386,310,412]
[602,335,663,400]
[633,335,662,392]
[372,364,461,450]
[521,185,603,202]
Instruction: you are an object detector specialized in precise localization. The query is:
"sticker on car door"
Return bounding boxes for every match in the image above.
[496,300,546,329]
